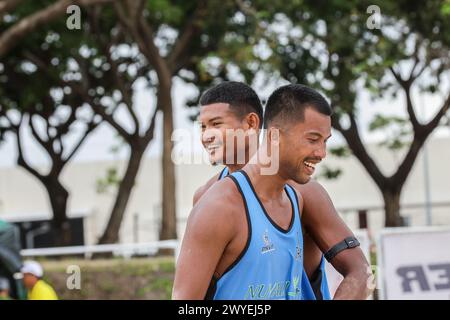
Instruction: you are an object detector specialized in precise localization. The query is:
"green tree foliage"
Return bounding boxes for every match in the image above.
[253,0,450,226]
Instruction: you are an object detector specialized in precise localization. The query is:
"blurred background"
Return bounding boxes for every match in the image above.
[0,0,449,300]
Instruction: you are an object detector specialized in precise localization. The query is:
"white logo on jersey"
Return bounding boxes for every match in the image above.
[261,229,275,254]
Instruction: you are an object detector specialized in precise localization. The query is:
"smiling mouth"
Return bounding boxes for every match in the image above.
[206,145,221,153]
[303,161,316,170]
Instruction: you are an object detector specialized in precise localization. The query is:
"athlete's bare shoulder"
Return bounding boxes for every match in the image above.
[189,176,244,238]
[292,179,353,248]
[295,179,327,194]
[194,176,243,212]
[193,172,221,206]
[295,179,334,212]
[291,179,338,219]
[174,176,244,299]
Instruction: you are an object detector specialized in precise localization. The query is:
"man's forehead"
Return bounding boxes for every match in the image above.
[295,108,332,135]
[199,102,232,120]
[305,130,332,139]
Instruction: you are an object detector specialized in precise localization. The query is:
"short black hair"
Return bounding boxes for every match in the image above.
[264,84,332,128]
[199,81,263,128]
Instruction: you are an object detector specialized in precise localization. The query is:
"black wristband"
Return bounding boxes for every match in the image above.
[324,236,360,262]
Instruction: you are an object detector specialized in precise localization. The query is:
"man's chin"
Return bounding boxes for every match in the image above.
[209,157,223,166]
[293,175,311,185]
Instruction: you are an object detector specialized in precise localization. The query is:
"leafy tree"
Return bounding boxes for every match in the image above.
[0,15,101,245]
[0,0,114,58]
[111,0,268,242]
[256,0,450,226]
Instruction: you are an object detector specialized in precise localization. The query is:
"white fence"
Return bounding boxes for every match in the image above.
[20,239,180,260]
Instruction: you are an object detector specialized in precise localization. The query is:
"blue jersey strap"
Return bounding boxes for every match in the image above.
[300,256,332,300]
[319,256,332,300]
[217,167,229,180]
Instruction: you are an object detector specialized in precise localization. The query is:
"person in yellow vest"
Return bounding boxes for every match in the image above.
[0,276,12,300]
[21,260,58,300]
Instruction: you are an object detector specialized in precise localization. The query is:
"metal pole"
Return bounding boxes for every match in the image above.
[423,143,432,225]
[133,212,139,243]
[419,94,433,226]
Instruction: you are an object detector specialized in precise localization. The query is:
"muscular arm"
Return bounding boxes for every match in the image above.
[297,180,373,300]
[173,179,239,299]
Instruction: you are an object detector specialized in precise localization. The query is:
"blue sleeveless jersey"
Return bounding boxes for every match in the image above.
[301,255,331,300]
[218,167,229,180]
[215,167,331,300]
[212,170,304,300]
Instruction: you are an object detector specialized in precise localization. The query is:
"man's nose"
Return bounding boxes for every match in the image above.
[314,143,327,160]
[202,128,217,144]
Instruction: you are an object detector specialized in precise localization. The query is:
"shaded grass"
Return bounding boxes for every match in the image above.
[40,257,175,300]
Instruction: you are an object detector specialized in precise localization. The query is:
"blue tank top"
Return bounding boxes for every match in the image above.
[211,170,304,300]
[214,167,331,300]
[217,167,229,180]
[301,255,331,300]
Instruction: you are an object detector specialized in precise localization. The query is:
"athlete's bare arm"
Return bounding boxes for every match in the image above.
[192,173,220,206]
[173,178,241,299]
[296,180,373,300]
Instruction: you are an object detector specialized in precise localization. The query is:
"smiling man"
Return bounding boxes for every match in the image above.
[172,83,372,300]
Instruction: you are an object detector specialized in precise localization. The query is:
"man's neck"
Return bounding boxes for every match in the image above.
[226,143,287,197]
[242,163,287,200]
[226,163,245,173]
[226,146,259,174]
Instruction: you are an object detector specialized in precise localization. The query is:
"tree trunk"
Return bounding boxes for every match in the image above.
[98,145,145,244]
[159,82,178,242]
[382,190,403,227]
[45,179,71,247]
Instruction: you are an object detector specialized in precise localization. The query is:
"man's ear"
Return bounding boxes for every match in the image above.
[267,126,280,146]
[244,112,260,130]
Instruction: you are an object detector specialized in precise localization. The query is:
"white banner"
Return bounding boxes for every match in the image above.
[378,227,450,300]
[324,229,372,299]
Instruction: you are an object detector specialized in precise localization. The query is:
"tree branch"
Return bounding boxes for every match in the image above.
[113,1,134,30]
[411,61,427,82]
[54,105,77,142]
[166,1,208,74]
[389,66,421,131]
[64,115,100,163]
[137,15,172,87]
[0,0,113,58]
[113,1,153,61]
[87,95,133,143]
[391,91,450,189]
[102,40,140,135]
[55,134,64,157]
[113,1,172,91]
[0,0,24,19]
[24,49,131,143]
[124,0,145,23]
[391,134,426,191]
[333,112,387,190]
[408,38,428,82]
[15,115,46,183]
[143,106,159,144]
[29,114,55,157]
[235,0,257,16]
[425,91,450,132]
